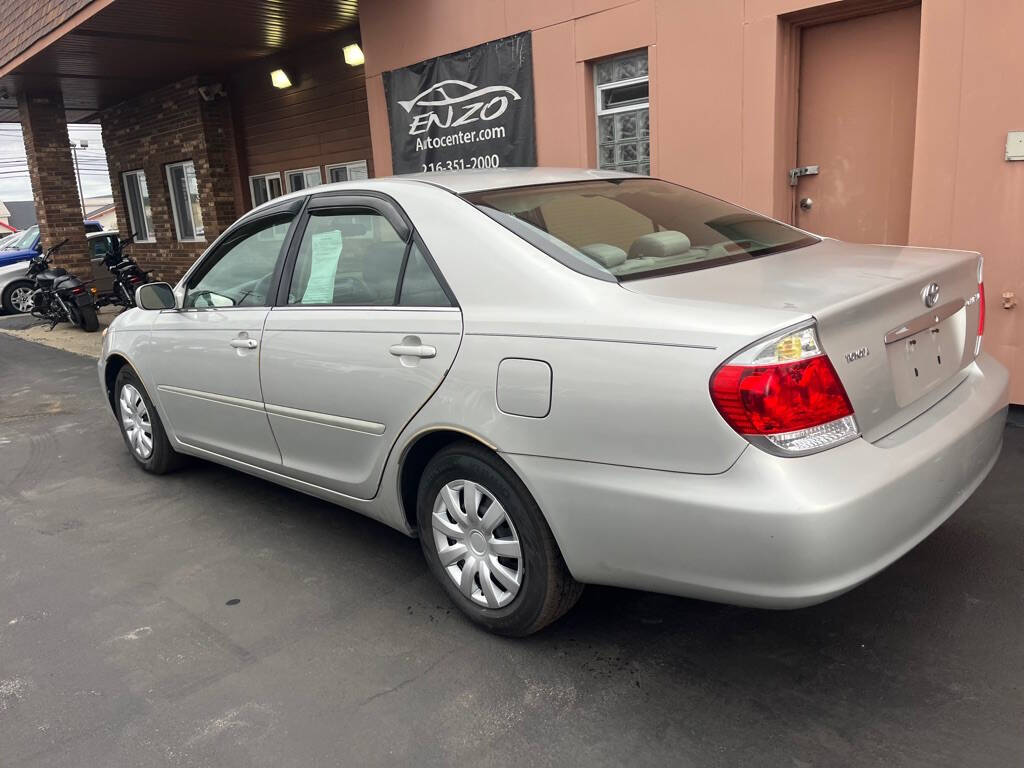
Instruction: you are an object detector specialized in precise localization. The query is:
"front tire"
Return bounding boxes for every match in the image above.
[416,442,583,636]
[114,367,184,474]
[69,303,99,332]
[2,280,34,315]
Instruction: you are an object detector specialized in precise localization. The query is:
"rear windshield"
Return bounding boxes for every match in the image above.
[465,179,818,281]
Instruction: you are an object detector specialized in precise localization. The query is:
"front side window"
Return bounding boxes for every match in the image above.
[166,160,205,241]
[326,160,369,184]
[467,179,818,281]
[122,170,155,242]
[250,172,283,208]
[285,167,323,193]
[184,214,293,308]
[595,51,650,175]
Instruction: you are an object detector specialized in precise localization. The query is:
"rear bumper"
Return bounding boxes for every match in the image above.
[503,354,1009,608]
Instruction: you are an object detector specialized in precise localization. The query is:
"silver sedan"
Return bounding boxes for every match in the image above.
[98,168,1008,635]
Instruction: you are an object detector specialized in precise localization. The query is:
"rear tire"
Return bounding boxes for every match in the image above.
[69,303,99,332]
[114,366,185,474]
[2,280,34,315]
[416,441,583,636]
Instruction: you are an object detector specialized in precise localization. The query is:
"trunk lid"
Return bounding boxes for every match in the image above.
[623,238,983,440]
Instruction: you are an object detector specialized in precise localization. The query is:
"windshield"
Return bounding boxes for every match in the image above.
[465,179,818,281]
[1,226,38,251]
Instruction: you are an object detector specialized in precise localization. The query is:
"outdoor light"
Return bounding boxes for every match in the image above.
[343,44,364,67]
[270,69,292,89]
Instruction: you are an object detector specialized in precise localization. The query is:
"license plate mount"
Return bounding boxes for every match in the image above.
[885,301,967,407]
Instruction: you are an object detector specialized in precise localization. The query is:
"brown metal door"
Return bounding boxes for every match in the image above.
[794,6,921,244]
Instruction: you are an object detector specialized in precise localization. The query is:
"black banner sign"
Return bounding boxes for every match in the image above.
[383,32,536,174]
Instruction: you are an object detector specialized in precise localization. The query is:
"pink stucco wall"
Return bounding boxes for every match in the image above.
[360,0,1024,401]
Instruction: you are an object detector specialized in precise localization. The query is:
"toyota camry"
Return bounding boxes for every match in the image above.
[98,168,1008,635]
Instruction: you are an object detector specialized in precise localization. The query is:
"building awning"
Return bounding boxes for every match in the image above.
[0,0,359,123]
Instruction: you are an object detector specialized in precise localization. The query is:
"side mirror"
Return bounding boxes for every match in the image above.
[136,281,176,310]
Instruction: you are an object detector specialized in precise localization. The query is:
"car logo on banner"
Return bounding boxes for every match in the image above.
[383,31,537,174]
[398,80,522,136]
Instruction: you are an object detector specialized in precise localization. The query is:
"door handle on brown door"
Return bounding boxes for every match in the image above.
[230,338,258,349]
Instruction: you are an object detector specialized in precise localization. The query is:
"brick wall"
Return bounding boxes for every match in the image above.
[17,90,90,274]
[101,76,242,282]
[0,0,93,70]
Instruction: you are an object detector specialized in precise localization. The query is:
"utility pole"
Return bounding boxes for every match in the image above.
[69,138,87,217]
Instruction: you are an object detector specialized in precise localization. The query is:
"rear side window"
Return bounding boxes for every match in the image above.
[287,211,452,308]
[288,210,405,306]
[466,179,818,281]
[399,243,450,307]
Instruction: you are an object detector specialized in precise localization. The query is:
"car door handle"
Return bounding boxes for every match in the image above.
[389,343,436,359]
[230,338,258,349]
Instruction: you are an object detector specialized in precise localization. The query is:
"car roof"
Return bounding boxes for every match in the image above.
[242,167,639,222]
[398,167,635,194]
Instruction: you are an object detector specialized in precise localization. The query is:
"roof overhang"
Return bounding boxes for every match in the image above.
[0,0,359,123]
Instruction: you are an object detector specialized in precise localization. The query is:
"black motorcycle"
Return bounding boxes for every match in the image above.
[26,238,100,332]
[93,233,150,310]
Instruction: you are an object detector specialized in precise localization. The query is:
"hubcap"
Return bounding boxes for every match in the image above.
[431,479,523,608]
[119,384,153,460]
[10,286,33,314]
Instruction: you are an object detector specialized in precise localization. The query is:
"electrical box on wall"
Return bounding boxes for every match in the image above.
[1006,131,1024,161]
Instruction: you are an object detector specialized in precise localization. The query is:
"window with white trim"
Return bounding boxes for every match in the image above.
[595,51,650,175]
[166,160,205,241]
[249,172,283,208]
[325,160,369,183]
[285,167,323,192]
[122,169,155,243]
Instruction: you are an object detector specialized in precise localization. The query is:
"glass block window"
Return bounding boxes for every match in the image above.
[595,51,650,176]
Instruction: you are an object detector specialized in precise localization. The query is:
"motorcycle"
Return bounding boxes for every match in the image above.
[25,238,100,332]
[93,233,150,310]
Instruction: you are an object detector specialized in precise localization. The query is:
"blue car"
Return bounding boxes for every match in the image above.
[0,221,104,269]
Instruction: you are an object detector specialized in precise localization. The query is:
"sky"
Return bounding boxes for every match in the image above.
[0,123,111,204]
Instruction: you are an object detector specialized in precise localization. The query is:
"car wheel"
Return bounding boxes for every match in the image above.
[2,280,34,315]
[114,366,185,474]
[416,441,583,636]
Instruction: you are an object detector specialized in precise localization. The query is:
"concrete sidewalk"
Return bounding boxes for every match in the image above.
[1,335,1022,767]
[0,305,116,358]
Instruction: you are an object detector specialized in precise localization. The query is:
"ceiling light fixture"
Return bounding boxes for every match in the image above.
[270,69,292,89]
[343,44,365,67]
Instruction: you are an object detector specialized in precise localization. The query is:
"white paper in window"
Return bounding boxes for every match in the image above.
[301,229,343,304]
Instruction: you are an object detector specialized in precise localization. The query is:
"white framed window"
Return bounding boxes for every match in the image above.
[285,166,323,192]
[122,169,155,243]
[594,51,650,175]
[325,160,369,184]
[249,172,283,208]
[166,160,205,242]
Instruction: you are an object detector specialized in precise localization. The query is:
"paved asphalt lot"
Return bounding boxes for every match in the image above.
[1,335,1021,767]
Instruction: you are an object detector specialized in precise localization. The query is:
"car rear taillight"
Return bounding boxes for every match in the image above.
[71,286,84,295]
[975,256,985,357]
[710,323,859,456]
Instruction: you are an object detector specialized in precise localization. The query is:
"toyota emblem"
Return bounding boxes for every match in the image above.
[922,282,940,308]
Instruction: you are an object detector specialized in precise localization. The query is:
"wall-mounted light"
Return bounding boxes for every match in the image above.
[343,44,364,67]
[270,69,292,89]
